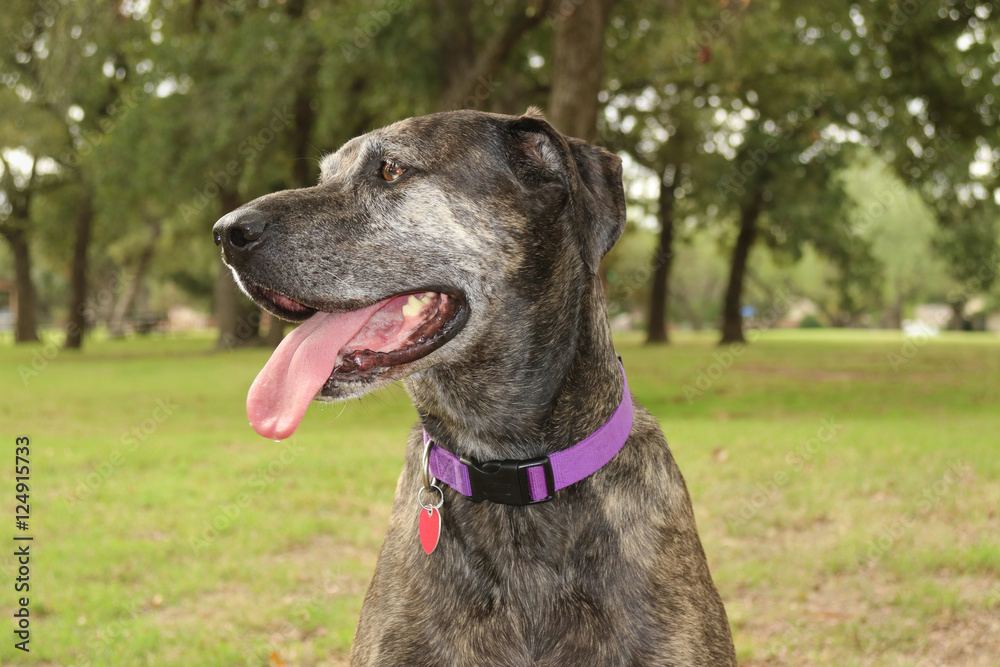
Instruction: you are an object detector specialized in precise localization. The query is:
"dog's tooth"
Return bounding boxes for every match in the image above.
[402,294,424,317]
[420,292,435,305]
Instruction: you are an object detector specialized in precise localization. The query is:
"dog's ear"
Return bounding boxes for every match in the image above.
[505,110,626,273]
[504,110,567,186]
[565,138,626,272]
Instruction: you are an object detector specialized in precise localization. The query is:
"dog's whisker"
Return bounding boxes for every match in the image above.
[324,270,352,287]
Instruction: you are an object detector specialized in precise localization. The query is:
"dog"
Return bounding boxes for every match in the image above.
[213,108,737,666]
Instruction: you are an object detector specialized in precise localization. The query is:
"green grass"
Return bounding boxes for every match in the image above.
[1,328,998,666]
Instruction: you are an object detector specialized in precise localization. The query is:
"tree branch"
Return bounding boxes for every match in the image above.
[439,0,549,111]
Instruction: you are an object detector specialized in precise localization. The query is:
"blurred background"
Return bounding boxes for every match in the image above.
[1,1,999,666]
[1,0,997,345]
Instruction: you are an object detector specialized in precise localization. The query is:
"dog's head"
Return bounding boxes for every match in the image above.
[213,109,625,439]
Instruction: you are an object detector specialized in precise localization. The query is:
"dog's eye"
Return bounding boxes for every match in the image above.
[380,161,405,182]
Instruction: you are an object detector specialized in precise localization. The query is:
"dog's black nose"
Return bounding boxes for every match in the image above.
[213,208,268,262]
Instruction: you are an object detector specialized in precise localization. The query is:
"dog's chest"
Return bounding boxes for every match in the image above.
[356,502,662,665]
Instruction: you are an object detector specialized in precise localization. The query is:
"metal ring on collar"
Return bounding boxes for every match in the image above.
[421,436,437,490]
[418,483,444,511]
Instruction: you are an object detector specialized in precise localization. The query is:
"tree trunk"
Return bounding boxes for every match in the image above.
[646,170,676,344]
[887,291,904,330]
[290,42,320,190]
[436,0,547,112]
[65,188,94,350]
[214,266,239,349]
[0,153,42,343]
[3,225,40,343]
[678,293,705,331]
[548,0,615,141]
[720,186,765,345]
[265,314,286,347]
[947,300,965,331]
[108,220,161,338]
[214,189,263,349]
[214,265,263,350]
[261,40,323,349]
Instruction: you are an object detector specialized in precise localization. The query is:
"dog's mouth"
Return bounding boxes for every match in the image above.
[245,286,467,440]
[247,283,322,321]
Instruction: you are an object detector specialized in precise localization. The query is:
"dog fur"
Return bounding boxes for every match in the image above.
[214,109,737,666]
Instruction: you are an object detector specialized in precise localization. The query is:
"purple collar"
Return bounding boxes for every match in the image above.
[422,363,633,506]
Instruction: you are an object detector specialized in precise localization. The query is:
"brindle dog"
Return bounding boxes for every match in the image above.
[213,108,737,666]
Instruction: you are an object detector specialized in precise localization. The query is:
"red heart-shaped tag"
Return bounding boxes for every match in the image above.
[419,506,441,555]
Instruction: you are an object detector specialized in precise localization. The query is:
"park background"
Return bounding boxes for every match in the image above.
[1,0,999,665]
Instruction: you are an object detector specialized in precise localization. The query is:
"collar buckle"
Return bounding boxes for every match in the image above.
[459,455,555,506]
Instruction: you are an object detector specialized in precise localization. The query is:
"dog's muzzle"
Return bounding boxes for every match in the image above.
[213,208,268,265]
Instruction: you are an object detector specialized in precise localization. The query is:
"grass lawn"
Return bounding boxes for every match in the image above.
[1,328,998,666]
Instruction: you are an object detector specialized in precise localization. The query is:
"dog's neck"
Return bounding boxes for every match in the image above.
[405,278,624,461]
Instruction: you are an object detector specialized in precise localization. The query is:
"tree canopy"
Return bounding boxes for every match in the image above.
[1,0,997,347]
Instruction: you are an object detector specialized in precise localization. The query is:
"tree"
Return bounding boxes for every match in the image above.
[0,1,71,342]
[841,154,944,327]
[155,0,561,349]
[701,3,870,343]
[0,153,45,342]
[107,219,161,338]
[935,200,998,328]
[433,0,552,113]
[852,1,1000,327]
[1,0,154,347]
[669,231,727,331]
[646,167,675,342]
[718,136,770,344]
[64,183,94,348]
[602,1,879,344]
[548,0,616,141]
[153,0,341,348]
[600,1,720,343]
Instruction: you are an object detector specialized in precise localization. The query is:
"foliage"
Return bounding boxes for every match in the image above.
[1,0,999,342]
[840,153,947,319]
[798,313,822,328]
[855,1,1000,307]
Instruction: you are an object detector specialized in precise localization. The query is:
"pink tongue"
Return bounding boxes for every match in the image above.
[246,302,386,440]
